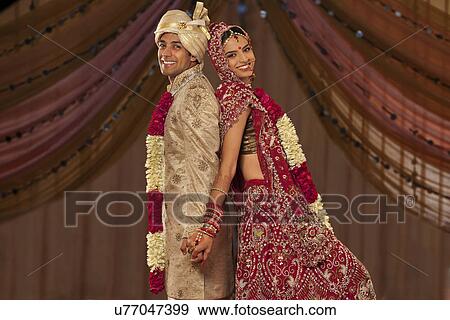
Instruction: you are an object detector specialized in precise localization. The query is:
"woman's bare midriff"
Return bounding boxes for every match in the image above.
[239,153,264,181]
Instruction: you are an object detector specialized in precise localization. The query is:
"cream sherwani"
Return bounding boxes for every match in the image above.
[162,63,234,299]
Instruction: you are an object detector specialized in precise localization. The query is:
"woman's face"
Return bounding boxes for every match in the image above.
[223,34,255,84]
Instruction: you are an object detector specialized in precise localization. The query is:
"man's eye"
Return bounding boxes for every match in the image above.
[174,45,181,49]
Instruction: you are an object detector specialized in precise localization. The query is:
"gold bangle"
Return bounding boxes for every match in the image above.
[211,187,227,196]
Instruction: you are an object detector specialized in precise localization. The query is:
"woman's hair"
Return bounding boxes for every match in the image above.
[220,26,247,45]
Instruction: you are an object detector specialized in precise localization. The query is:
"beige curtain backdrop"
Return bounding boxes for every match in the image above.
[0,0,448,299]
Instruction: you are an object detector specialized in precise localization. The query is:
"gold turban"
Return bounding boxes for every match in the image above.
[154,2,210,63]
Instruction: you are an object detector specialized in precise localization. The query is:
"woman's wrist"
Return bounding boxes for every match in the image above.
[201,202,224,237]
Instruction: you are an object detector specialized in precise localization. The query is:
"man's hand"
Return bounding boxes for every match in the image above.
[180,238,189,255]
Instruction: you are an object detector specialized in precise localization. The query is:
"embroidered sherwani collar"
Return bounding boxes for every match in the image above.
[167,62,203,95]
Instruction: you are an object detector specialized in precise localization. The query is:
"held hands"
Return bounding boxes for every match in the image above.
[180,230,214,266]
[179,202,223,266]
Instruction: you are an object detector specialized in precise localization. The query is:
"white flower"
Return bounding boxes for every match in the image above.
[308,194,324,213]
[309,194,333,232]
[146,231,166,272]
[145,135,164,192]
[276,114,306,168]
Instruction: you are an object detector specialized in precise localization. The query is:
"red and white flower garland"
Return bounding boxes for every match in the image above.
[146,87,331,294]
[254,88,333,231]
[145,91,173,294]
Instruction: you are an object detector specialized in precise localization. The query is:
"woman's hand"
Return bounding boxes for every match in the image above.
[191,233,213,264]
[180,231,214,265]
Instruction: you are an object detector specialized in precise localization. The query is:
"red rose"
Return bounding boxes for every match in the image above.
[147,92,174,136]
[254,87,264,97]
[147,191,163,233]
[149,269,165,294]
[254,88,285,122]
[291,164,318,203]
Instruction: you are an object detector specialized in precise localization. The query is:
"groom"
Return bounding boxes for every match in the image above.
[146,2,234,300]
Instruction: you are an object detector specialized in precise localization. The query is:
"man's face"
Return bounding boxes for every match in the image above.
[157,33,196,81]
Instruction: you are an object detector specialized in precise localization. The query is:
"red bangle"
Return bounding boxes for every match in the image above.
[203,202,224,234]
[197,227,216,238]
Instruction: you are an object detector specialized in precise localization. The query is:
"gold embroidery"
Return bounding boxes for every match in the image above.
[171,174,182,185]
[240,114,257,154]
[185,85,208,116]
[192,94,202,105]
[197,159,208,172]
[253,227,264,240]
[168,63,202,94]
[192,118,202,129]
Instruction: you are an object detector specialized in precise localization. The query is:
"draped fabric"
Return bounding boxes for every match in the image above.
[0,0,188,219]
[258,0,450,231]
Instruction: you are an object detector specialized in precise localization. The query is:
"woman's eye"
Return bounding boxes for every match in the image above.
[226,53,236,58]
[244,47,251,52]
[174,45,181,49]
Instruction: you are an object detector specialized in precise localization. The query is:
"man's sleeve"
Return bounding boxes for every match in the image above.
[179,81,220,238]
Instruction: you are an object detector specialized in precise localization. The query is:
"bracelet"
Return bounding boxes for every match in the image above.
[194,231,203,245]
[202,216,220,231]
[211,187,228,196]
[196,228,215,239]
[201,223,218,237]
[202,222,218,233]
[199,222,218,237]
[202,202,224,235]
[205,210,223,223]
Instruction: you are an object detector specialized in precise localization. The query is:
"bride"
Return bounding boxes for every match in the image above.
[183,22,376,300]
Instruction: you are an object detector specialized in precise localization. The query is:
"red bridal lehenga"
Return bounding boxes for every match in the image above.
[207,22,376,300]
